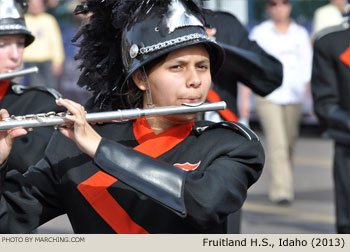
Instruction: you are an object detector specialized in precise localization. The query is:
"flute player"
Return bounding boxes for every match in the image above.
[0,0,264,233]
[0,0,62,173]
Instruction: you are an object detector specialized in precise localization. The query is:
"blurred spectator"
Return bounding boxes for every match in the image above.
[46,0,59,8]
[46,0,92,103]
[311,13,350,233]
[312,0,350,37]
[47,0,81,28]
[248,0,313,205]
[23,0,65,89]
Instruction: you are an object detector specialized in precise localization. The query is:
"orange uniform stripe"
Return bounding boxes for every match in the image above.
[78,171,148,233]
[206,89,238,122]
[78,118,194,233]
[339,47,350,67]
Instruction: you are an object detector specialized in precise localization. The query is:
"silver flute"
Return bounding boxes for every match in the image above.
[0,101,226,131]
[0,67,39,81]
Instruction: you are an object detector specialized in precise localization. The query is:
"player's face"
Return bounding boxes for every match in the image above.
[266,0,292,23]
[132,44,212,123]
[0,35,25,75]
[147,44,211,108]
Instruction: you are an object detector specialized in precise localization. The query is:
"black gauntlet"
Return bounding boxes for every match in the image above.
[94,138,187,216]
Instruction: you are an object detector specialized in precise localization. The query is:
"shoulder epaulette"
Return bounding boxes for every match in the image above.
[314,21,350,41]
[11,84,62,99]
[194,121,259,141]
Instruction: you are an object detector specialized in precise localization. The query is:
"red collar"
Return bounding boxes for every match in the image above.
[133,117,194,158]
[0,81,10,100]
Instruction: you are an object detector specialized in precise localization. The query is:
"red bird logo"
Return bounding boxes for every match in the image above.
[173,161,201,171]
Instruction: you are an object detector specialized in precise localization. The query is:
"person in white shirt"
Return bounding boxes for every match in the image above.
[312,0,350,38]
[248,0,313,205]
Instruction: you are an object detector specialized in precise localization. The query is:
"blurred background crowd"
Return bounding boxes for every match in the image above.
[20,0,347,125]
[11,0,349,233]
[20,0,90,103]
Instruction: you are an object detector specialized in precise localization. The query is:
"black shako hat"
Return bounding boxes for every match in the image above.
[0,0,34,47]
[73,0,224,110]
[121,0,225,83]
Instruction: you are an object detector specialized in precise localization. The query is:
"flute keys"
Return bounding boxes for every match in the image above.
[24,114,36,120]
[11,115,25,120]
[36,113,46,118]
[46,111,56,117]
[56,112,67,117]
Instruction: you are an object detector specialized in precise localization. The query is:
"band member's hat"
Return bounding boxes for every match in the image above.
[120,0,225,84]
[73,0,225,108]
[0,0,34,47]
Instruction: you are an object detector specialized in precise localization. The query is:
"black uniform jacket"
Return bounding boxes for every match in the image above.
[0,119,264,233]
[311,22,350,145]
[0,83,64,172]
[205,11,283,118]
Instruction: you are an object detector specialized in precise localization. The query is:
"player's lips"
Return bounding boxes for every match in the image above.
[5,67,17,72]
[180,97,201,103]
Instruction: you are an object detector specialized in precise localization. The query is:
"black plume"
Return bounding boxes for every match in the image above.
[73,0,142,110]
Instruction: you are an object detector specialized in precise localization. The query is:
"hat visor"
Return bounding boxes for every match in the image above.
[0,30,35,47]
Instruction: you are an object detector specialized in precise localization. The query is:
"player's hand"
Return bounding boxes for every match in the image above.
[56,98,102,158]
[0,109,27,165]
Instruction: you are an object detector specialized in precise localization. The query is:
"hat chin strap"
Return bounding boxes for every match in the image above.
[140,66,154,108]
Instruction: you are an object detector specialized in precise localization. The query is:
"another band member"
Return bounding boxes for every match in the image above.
[0,0,62,173]
[311,13,350,233]
[203,10,283,122]
[0,0,264,233]
[202,8,283,233]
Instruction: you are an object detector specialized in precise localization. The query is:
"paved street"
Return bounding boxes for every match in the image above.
[241,127,335,234]
[37,127,336,234]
